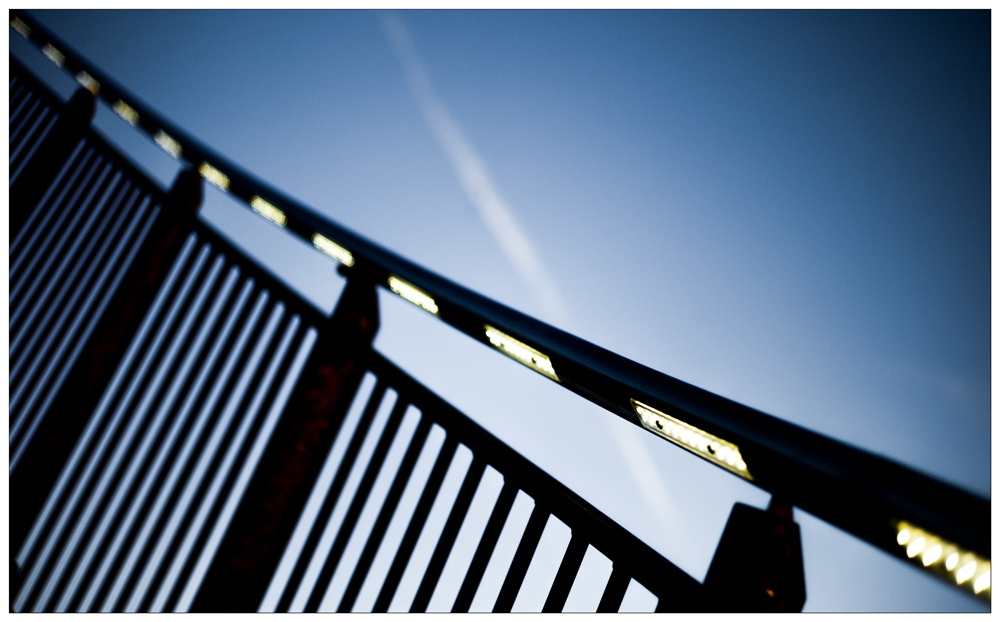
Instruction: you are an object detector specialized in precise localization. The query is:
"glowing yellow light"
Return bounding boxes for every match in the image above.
[10,16,31,38]
[974,571,990,594]
[42,43,64,67]
[75,71,100,95]
[906,537,925,558]
[153,130,182,158]
[112,100,139,126]
[631,399,752,481]
[957,562,978,584]
[957,561,977,584]
[198,162,230,191]
[250,196,287,227]
[895,521,989,599]
[311,233,354,267]
[388,276,439,316]
[484,325,560,382]
[922,545,942,566]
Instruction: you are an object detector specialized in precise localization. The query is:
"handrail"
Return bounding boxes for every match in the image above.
[11,9,988,599]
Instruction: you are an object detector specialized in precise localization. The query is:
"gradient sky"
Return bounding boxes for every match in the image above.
[11,9,990,612]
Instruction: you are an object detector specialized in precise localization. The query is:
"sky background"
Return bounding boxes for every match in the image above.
[10,9,991,612]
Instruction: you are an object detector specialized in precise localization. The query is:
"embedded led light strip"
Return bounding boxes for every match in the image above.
[250,196,287,227]
[198,162,230,191]
[895,521,990,599]
[41,43,65,67]
[484,325,559,382]
[153,130,182,158]
[631,399,753,481]
[75,71,100,95]
[112,100,139,126]
[312,233,354,267]
[388,276,439,315]
[10,16,31,39]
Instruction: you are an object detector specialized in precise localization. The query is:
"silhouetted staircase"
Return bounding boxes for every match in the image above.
[8,10,989,612]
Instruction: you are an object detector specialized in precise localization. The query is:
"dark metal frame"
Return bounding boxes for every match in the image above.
[215,348,708,612]
[361,350,706,613]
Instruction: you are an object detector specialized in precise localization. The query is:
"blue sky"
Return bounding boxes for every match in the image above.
[11,9,990,612]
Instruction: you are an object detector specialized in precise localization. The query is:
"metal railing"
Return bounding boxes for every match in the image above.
[9,65,702,609]
[246,350,705,613]
[8,9,990,612]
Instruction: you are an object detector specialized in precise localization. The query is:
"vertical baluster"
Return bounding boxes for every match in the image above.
[336,418,434,612]
[596,566,630,613]
[10,87,95,237]
[190,276,380,612]
[542,533,587,612]
[301,398,408,612]
[492,504,548,612]
[164,308,302,612]
[136,289,273,612]
[451,482,517,613]
[273,381,387,612]
[9,167,203,556]
[408,456,486,612]
[372,438,460,612]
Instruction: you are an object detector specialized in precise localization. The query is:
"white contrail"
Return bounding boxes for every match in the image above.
[380,11,688,547]
[380,11,569,327]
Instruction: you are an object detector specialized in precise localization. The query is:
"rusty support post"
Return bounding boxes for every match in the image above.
[191,271,380,612]
[9,87,96,237]
[703,499,806,612]
[9,167,203,553]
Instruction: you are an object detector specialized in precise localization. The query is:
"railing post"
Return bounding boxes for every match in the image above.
[703,499,806,612]
[9,87,96,238]
[9,167,203,554]
[191,271,380,612]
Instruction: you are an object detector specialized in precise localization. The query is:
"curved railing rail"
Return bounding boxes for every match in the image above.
[10,9,989,602]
